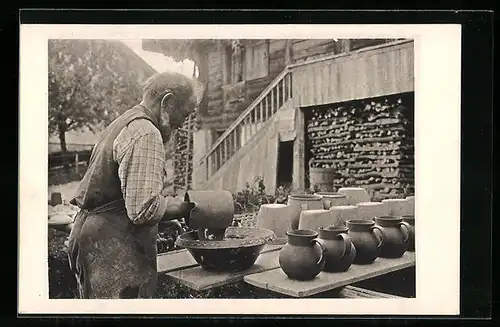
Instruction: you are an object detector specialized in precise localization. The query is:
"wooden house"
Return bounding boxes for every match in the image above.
[142,38,415,199]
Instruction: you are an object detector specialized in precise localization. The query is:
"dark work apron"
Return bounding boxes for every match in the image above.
[67,106,161,299]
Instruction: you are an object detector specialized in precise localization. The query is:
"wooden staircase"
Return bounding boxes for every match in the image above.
[198,67,293,192]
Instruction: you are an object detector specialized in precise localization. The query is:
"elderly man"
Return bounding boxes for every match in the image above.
[67,72,197,299]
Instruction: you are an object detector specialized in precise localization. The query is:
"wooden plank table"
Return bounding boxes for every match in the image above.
[157,244,284,291]
[157,242,414,297]
[243,251,415,298]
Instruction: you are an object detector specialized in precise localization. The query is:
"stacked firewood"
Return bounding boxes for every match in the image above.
[306,95,414,200]
[172,113,197,192]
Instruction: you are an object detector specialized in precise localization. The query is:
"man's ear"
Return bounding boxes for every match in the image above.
[160,92,174,109]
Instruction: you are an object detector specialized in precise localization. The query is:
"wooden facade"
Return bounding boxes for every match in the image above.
[142,38,413,193]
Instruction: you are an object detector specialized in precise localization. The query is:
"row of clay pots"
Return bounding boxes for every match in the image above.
[256,189,415,241]
[278,215,415,281]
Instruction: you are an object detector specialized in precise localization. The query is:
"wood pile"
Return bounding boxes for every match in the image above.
[172,113,197,192]
[306,94,414,200]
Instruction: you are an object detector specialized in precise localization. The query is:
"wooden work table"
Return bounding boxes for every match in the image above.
[157,244,415,298]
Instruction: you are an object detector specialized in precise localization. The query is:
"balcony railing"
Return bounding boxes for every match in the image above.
[200,67,293,179]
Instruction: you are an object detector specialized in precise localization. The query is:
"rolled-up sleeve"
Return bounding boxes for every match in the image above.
[116,127,169,225]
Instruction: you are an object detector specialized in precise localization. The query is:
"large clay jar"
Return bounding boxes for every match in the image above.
[402,215,415,251]
[346,219,386,265]
[337,187,371,205]
[406,196,415,216]
[318,226,356,272]
[279,229,326,280]
[382,198,410,216]
[329,205,358,227]
[184,190,234,240]
[287,194,324,230]
[374,216,411,258]
[256,204,295,242]
[356,202,388,220]
[298,209,333,231]
[314,192,347,209]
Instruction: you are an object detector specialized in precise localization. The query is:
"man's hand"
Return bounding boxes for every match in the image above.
[159,219,184,235]
[163,196,195,221]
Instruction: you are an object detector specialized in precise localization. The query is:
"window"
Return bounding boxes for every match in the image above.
[245,41,269,81]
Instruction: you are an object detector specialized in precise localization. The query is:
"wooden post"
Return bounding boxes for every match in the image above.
[185,116,192,190]
[75,153,79,173]
[293,108,306,191]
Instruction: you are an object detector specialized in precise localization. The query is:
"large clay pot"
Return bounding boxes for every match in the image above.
[346,219,386,265]
[314,192,347,209]
[329,205,358,227]
[318,226,356,272]
[184,190,235,240]
[279,229,326,280]
[406,196,415,216]
[287,194,324,230]
[337,187,371,205]
[402,215,415,251]
[298,209,333,231]
[356,202,389,220]
[374,216,411,258]
[382,198,410,216]
[256,204,295,242]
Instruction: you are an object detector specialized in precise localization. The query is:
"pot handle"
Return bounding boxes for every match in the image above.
[338,233,352,259]
[371,225,386,249]
[311,238,327,265]
[398,221,411,244]
[324,200,331,209]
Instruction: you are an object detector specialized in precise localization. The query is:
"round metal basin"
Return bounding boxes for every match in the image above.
[175,227,276,272]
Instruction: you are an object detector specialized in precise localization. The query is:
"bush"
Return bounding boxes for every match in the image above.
[233,176,276,214]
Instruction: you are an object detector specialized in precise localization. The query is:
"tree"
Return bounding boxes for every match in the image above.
[142,39,209,115]
[48,39,156,153]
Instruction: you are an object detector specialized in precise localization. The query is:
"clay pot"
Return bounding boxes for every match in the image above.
[50,192,63,206]
[279,229,326,280]
[402,215,415,251]
[356,202,389,220]
[318,226,356,272]
[256,204,295,241]
[406,196,415,216]
[314,192,347,209]
[184,190,234,231]
[298,209,333,231]
[382,198,411,216]
[346,219,386,265]
[337,187,371,205]
[374,216,411,258]
[287,194,324,230]
[329,205,358,227]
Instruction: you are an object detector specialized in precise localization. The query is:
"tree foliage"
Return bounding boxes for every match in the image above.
[48,39,156,152]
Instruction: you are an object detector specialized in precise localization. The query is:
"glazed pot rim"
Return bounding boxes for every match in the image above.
[314,192,346,197]
[357,201,383,206]
[382,198,408,202]
[261,203,288,208]
[346,219,375,225]
[289,194,322,200]
[319,226,349,232]
[401,215,415,219]
[330,205,358,210]
[338,187,366,191]
[374,215,404,221]
[287,229,319,237]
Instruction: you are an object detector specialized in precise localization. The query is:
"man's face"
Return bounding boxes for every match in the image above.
[159,94,196,142]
